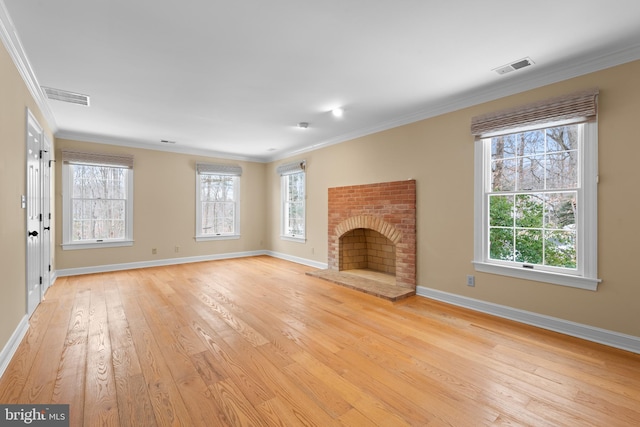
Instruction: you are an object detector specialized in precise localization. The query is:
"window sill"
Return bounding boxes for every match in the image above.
[195,234,240,242]
[472,261,601,291]
[280,235,306,243]
[62,240,134,250]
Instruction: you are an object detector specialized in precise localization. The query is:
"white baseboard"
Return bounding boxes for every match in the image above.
[56,250,269,277]
[42,254,640,356]
[266,251,328,270]
[52,253,640,354]
[417,286,640,355]
[55,251,327,278]
[0,315,29,379]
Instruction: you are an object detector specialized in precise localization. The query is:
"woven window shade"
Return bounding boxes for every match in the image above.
[196,162,242,176]
[471,88,599,137]
[61,149,133,168]
[276,160,306,175]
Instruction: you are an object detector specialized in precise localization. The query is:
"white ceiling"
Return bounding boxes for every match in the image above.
[3,0,640,162]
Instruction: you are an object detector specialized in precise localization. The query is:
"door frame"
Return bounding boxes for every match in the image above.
[25,108,51,315]
[41,135,52,295]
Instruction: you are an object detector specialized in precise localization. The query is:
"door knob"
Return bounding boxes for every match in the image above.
[28,230,38,237]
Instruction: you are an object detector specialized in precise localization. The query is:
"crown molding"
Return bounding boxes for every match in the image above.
[62,41,640,165]
[0,1,57,132]
[67,40,640,165]
[268,41,640,163]
[4,0,639,164]
[56,129,264,163]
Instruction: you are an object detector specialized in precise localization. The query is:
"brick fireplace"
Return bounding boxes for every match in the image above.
[309,180,416,300]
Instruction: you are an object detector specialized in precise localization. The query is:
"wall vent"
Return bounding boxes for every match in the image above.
[42,86,90,106]
[493,57,534,75]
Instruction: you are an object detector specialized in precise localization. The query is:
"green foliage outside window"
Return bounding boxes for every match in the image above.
[488,124,578,269]
[489,194,576,268]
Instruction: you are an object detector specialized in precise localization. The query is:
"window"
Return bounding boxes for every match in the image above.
[278,160,306,241]
[472,89,600,290]
[196,163,241,241]
[62,150,134,249]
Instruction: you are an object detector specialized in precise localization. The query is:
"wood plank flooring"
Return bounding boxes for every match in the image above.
[1,255,640,426]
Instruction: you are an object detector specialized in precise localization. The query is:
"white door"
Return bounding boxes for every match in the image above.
[41,136,52,295]
[26,110,43,316]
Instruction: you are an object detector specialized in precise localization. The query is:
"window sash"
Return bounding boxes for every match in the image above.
[473,121,600,290]
[282,171,305,239]
[196,174,240,238]
[485,125,581,274]
[62,162,133,248]
[486,190,578,272]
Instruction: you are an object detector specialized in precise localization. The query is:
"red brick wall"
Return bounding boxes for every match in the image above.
[328,180,416,289]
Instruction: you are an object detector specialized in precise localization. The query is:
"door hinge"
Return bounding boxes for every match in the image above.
[39,276,43,285]
[39,213,43,222]
[48,264,51,272]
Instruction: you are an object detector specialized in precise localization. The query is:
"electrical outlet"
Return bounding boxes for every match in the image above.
[152,248,157,254]
[175,246,180,253]
[466,275,475,287]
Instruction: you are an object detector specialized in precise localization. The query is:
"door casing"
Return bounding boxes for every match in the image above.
[25,109,51,316]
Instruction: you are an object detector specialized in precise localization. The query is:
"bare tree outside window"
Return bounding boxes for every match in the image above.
[488,124,578,269]
[283,172,305,236]
[200,175,237,235]
[70,164,127,241]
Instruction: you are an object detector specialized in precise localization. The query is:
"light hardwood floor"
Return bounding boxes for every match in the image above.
[1,256,639,426]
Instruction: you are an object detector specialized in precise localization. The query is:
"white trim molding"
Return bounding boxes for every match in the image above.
[266,251,328,270]
[0,315,29,379]
[473,121,600,290]
[268,42,640,163]
[56,251,327,278]
[53,252,639,354]
[472,262,600,291]
[56,251,268,277]
[0,1,57,132]
[417,286,640,355]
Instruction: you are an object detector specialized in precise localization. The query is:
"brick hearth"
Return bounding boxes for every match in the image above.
[308,180,416,300]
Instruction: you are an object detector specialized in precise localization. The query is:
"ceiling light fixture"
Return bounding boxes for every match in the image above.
[297,122,309,129]
[331,108,344,118]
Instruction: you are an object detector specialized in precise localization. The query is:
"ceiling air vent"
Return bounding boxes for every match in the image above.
[42,86,90,106]
[493,57,534,75]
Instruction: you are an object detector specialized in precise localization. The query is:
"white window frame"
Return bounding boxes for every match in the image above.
[278,160,306,242]
[195,163,241,242]
[473,121,600,290]
[62,154,134,250]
